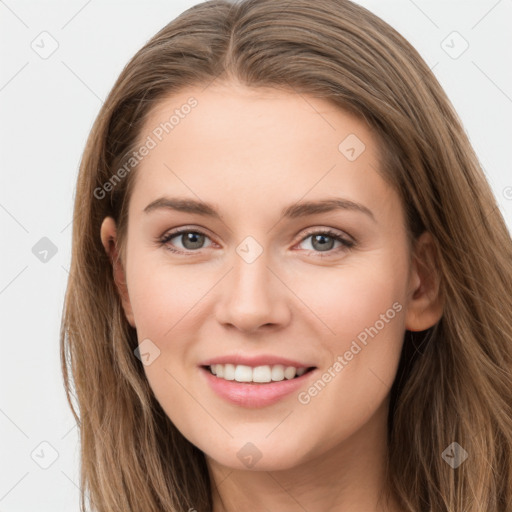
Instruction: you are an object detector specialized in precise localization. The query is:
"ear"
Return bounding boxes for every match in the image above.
[405,231,444,332]
[100,216,136,328]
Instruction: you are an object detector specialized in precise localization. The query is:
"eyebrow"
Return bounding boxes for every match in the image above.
[143,196,376,222]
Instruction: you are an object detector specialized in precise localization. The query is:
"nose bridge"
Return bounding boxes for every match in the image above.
[214,237,290,332]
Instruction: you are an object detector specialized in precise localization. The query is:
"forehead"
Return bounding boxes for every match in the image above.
[141,81,375,159]
[128,81,396,223]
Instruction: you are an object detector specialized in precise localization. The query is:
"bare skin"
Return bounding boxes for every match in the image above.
[100,80,443,512]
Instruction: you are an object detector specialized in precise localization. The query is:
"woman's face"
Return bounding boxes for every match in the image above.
[102,81,439,471]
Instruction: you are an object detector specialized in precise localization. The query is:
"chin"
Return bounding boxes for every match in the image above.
[203,436,310,472]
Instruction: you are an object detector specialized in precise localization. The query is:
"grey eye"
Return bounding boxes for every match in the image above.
[168,231,212,251]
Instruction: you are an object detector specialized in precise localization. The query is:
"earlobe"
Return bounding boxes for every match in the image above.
[100,217,136,328]
[404,231,444,332]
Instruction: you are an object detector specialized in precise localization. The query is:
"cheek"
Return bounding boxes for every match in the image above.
[125,258,204,422]
[125,254,215,397]
[287,250,409,421]
[127,252,206,339]
[288,253,408,346]
[290,262,407,442]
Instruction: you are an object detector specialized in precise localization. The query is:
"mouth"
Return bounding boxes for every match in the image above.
[201,364,317,384]
[199,361,318,408]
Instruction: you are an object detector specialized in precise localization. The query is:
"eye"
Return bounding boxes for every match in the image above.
[158,227,355,257]
[296,229,355,257]
[159,228,213,254]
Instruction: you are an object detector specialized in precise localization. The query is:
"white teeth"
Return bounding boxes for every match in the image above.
[234,364,253,382]
[284,366,297,379]
[252,365,272,383]
[208,363,310,383]
[223,363,235,380]
[271,364,285,381]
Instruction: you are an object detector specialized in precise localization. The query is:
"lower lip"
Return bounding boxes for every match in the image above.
[200,366,316,408]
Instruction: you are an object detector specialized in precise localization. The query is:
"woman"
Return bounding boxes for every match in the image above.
[60,0,512,510]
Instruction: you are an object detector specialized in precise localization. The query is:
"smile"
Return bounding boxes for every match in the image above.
[200,363,318,408]
[206,363,314,383]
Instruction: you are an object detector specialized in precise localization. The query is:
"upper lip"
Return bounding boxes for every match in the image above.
[200,354,316,368]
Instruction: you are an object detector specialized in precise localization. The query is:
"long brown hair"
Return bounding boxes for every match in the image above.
[60,0,512,510]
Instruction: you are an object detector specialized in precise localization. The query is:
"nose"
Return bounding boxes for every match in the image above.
[214,249,291,334]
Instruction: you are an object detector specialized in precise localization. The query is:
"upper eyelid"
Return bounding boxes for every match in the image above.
[160,226,216,244]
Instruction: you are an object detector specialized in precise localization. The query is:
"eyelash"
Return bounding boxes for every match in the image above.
[157,227,356,258]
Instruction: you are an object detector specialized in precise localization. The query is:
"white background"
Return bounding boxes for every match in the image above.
[0,0,511,510]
